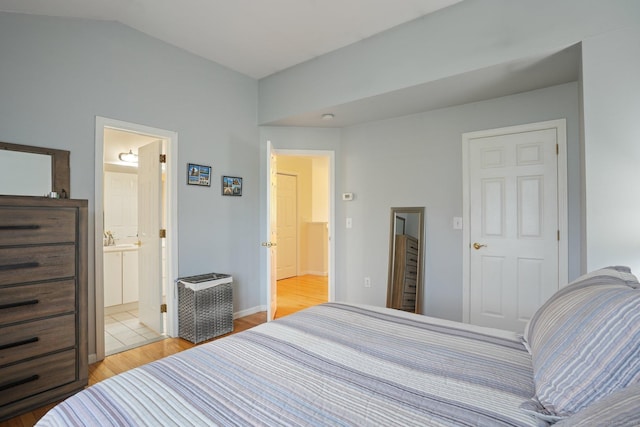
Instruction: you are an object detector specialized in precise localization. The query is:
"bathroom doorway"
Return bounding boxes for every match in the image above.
[94,117,179,362]
[102,129,166,355]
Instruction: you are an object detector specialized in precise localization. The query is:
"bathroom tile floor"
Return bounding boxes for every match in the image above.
[105,308,164,356]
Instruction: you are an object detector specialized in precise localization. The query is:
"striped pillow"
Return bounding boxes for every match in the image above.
[525,267,640,418]
[554,381,640,426]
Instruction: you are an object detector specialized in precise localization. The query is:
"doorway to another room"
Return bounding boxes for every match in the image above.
[273,155,330,318]
[95,117,178,363]
[102,128,166,355]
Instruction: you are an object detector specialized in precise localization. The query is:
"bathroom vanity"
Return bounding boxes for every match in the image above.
[103,245,139,307]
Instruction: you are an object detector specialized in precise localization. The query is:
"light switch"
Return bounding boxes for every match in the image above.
[346,218,352,229]
[453,217,463,229]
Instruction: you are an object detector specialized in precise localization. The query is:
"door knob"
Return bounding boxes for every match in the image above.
[473,243,487,250]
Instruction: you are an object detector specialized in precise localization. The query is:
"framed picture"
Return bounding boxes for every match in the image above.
[222,176,242,196]
[187,163,211,186]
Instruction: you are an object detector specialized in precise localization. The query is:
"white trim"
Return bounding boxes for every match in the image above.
[95,117,179,361]
[233,305,267,319]
[461,119,568,324]
[301,270,329,276]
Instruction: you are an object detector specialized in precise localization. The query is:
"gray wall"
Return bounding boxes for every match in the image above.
[582,26,640,273]
[0,13,260,356]
[257,0,640,319]
[261,83,579,322]
[339,83,580,320]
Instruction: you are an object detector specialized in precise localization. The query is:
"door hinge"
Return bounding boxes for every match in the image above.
[556,144,559,155]
[558,230,560,241]
[159,229,166,238]
[159,154,167,163]
[160,303,167,313]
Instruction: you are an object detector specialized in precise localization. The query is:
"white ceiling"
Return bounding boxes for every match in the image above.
[0,0,462,79]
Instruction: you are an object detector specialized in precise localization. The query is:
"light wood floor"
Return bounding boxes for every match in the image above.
[1,275,327,427]
[275,274,328,319]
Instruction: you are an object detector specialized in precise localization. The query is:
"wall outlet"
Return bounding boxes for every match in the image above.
[364,277,371,288]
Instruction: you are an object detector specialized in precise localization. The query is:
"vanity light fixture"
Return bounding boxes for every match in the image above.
[321,113,335,121]
[118,149,138,164]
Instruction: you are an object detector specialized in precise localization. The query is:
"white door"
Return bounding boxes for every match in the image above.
[266,142,278,320]
[137,140,163,332]
[276,173,297,280]
[463,120,567,332]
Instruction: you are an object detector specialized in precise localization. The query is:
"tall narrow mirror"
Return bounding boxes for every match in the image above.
[386,207,424,314]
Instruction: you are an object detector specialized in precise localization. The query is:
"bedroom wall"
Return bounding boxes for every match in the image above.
[257,0,640,318]
[339,83,580,320]
[581,26,640,274]
[0,13,259,357]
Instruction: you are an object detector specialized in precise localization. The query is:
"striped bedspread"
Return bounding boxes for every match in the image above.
[38,303,538,426]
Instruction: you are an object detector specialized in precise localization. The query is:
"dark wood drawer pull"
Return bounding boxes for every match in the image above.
[0,375,40,392]
[0,225,40,230]
[0,262,40,271]
[0,336,39,351]
[0,299,39,310]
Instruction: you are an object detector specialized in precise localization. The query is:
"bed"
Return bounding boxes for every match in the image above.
[37,267,640,426]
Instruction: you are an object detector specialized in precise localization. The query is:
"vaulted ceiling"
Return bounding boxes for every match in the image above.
[0,0,462,79]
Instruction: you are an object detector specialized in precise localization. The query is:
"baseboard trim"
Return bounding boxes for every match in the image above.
[234,305,266,319]
[300,270,328,277]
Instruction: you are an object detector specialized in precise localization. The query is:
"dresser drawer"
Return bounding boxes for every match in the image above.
[0,280,75,325]
[0,314,75,366]
[0,349,76,406]
[406,238,419,254]
[0,207,76,246]
[0,245,75,286]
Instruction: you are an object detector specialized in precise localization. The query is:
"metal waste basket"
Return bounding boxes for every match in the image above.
[177,273,233,343]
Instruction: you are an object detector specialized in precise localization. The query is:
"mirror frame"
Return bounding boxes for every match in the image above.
[386,206,425,314]
[0,141,70,196]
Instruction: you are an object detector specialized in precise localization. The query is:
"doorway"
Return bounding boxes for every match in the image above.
[462,119,568,332]
[102,130,165,355]
[94,117,179,362]
[267,150,334,320]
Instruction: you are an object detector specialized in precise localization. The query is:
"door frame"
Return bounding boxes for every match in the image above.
[265,146,335,320]
[461,119,568,324]
[94,116,179,362]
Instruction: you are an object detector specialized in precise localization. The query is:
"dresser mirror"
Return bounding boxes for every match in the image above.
[386,207,424,314]
[0,141,70,197]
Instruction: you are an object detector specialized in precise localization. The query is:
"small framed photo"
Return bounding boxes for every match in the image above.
[187,163,211,186]
[222,176,242,196]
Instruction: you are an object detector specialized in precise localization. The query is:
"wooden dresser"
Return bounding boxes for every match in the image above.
[391,234,419,311]
[0,195,88,421]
